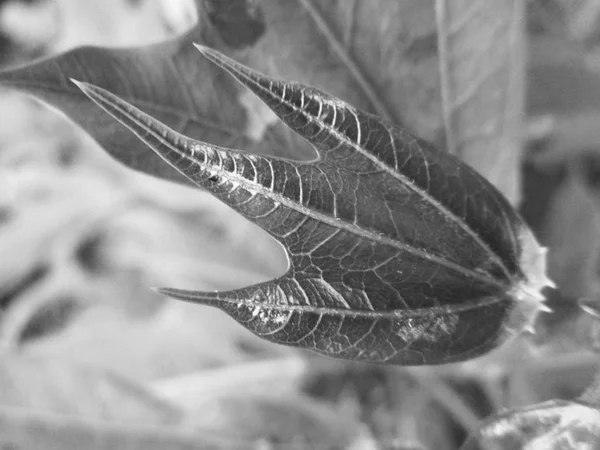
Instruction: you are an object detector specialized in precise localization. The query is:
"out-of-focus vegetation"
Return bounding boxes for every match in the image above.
[0,0,600,448]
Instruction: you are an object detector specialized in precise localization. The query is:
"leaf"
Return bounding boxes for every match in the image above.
[540,170,600,301]
[152,357,308,405]
[0,353,182,421]
[0,0,442,186]
[0,90,285,344]
[0,353,368,449]
[0,413,226,450]
[0,352,177,444]
[0,352,258,449]
[244,0,441,136]
[186,393,372,449]
[1,391,367,450]
[460,399,600,450]
[73,46,552,366]
[26,302,283,382]
[436,0,526,204]
[0,0,264,185]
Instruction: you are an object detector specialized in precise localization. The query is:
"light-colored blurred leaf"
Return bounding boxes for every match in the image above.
[152,357,309,407]
[436,0,525,203]
[0,352,370,449]
[461,399,600,450]
[186,392,375,450]
[0,3,587,448]
[0,411,239,450]
[0,351,182,423]
[25,302,288,381]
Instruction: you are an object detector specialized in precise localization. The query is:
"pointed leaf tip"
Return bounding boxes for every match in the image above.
[153,287,173,296]
[154,287,217,305]
[70,78,100,100]
[70,79,99,99]
[71,79,102,102]
[192,42,208,53]
[193,43,220,60]
[69,78,83,88]
[152,287,198,301]
[193,43,256,80]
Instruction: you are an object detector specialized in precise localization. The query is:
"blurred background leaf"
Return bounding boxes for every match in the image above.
[0,352,235,449]
[436,0,525,204]
[461,399,600,450]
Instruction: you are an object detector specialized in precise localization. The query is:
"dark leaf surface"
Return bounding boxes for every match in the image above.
[0,0,269,185]
[74,47,550,366]
[461,399,600,450]
[0,0,441,185]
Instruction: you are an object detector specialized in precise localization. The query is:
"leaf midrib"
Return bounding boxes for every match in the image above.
[162,288,508,318]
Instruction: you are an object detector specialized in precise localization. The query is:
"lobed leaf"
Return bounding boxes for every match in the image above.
[73,46,551,365]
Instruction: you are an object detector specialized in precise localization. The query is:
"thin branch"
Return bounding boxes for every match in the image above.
[435,0,458,155]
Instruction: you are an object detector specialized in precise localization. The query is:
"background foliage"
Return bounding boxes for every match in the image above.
[0,0,600,448]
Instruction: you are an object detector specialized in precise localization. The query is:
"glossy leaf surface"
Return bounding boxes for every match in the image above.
[74,47,550,365]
